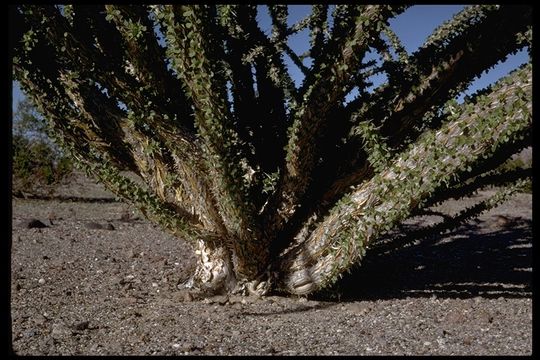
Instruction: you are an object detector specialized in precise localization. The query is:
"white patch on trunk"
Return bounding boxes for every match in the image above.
[183,239,237,294]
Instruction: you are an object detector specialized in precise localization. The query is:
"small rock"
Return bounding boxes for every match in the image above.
[179,343,198,353]
[33,314,47,325]
[23,329,38,338]
[22,219,48,229]
[89,343,102,353]
[85,221,103,230]
[445,311,465,324]
[213,295,229,305]
[72,321,90,331]
[183,292,194,302]
[104,223,115,231]
[347,302,371,314]
[493,215,513,228]
[122,296,137,304]
[38,278,46,285]
[123,274,136,282]
[51,323,71,338]
[126,249,138,259]
[173,290,195,302]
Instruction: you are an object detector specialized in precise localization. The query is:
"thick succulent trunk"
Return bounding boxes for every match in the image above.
[183,237,274,296]
[183,239,238,294]
[275,64,531,295]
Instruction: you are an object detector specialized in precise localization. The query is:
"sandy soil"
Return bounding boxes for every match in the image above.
[10,173,532,355]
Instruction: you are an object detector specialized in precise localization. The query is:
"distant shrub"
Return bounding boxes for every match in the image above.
[496,153,532,193]
[12,98,73,195]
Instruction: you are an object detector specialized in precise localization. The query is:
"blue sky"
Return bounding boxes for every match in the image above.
[12,5,529,111]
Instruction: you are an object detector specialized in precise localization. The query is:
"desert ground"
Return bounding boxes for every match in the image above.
[10,172,532,355]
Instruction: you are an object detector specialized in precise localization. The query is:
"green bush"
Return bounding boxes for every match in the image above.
[12,98,73,195]
[496,154,532,193]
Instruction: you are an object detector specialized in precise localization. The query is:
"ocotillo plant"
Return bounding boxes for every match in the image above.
[12,5,532,296]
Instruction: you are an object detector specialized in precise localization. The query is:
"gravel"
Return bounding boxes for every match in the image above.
[10,174,532,355]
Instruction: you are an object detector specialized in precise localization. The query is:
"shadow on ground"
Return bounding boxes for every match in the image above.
[313,216,532,302]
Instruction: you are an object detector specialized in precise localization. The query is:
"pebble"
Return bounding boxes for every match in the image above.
[347,302,371,315]
[72,321,90,331]
[122,296,138,305]
[22,219,48,229]
[38,278,46,285]
[51,323,71,337]
[494,215,513,228]
[33,314,47,325]
[126,249,138,259]
[213,295,229,305]
[85,221,103,230]
[22,329,38,338]
[174,290,194,302]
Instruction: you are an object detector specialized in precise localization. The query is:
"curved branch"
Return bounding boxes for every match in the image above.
[276,64,532,295]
